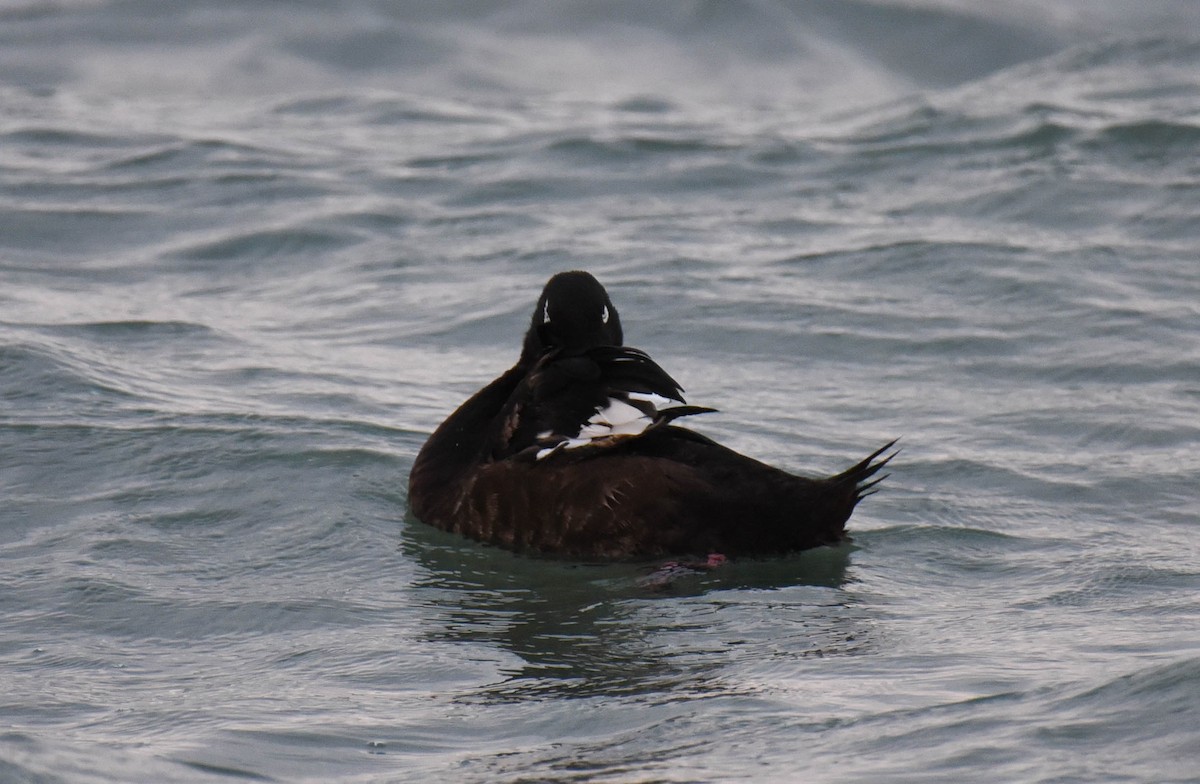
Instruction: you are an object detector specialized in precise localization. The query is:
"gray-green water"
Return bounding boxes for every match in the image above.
[2,2,1199,782]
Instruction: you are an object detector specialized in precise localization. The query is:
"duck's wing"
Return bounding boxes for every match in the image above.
[493,345,715,461]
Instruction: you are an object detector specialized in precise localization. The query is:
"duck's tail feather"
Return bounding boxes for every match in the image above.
[835,438,899,503]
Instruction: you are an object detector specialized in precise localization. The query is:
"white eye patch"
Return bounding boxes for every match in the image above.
[543,301,551,324]
[601,305,609,324]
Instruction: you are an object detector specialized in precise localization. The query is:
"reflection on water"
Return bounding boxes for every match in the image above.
[400,514,859,701]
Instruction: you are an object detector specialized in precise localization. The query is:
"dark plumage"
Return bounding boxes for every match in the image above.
[408,271,895,560]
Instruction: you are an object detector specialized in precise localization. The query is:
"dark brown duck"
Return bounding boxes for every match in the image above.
[408,271,895,560]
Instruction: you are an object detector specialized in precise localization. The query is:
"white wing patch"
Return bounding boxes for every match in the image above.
[626,391,678,409]
[535,394,686,460]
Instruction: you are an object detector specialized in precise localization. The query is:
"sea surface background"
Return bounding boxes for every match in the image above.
[2,2,1199,782]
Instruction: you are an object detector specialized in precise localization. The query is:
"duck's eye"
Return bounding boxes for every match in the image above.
[543,301,551,324]
[601,305,609,324]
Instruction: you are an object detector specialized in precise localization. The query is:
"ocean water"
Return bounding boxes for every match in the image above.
[2,1,1199,782]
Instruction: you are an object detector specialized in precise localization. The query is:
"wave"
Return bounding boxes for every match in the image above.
[3,0,1196,114]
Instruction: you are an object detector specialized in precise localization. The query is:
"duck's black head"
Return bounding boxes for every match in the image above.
[520,271,623,362]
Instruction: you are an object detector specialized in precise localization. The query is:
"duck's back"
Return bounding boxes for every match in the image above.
[413,423,888,559]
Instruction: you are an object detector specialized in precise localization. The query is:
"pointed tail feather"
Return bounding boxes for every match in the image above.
[834,438,899,503]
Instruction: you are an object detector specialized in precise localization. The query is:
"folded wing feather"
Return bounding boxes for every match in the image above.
[529,347,712,460]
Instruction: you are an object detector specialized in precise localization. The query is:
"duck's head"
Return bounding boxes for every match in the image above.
[521,270,623,361]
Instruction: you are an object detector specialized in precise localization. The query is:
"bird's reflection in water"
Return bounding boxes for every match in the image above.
[401,515,862,702]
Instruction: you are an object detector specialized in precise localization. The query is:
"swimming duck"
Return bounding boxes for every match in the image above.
[408,271,894,560]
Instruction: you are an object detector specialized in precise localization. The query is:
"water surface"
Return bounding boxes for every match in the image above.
[2,2,1199,782]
